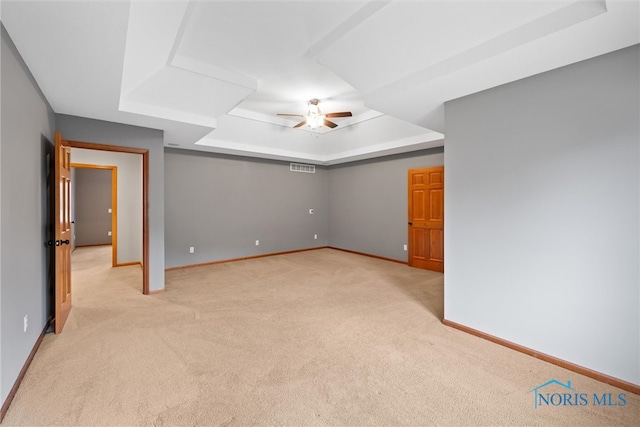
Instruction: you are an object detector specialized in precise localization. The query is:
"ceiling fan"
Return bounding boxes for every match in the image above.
[277,99,352,130]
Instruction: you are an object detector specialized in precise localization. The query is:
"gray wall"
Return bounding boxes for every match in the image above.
[164,149,328,269]
[165,147,446,268]
[0,24,56,405]
[74,168,112,246]
[328,148,444,261]
[444,45,639,385]
[56,114,165,291]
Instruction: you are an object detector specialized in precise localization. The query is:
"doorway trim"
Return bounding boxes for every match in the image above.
[71,163,118,267]
[68,140,150,295]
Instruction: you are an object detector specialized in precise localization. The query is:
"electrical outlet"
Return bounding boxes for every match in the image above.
[24,315,28,332]
[108,208,112,214]
[108,231,112,236]
[314,234,318,240]
[403,244,408,251]
[255,240,260,246]
[189,246,195,254]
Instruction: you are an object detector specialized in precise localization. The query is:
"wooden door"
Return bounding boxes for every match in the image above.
[408,166,444,272]
[55,131,72,333]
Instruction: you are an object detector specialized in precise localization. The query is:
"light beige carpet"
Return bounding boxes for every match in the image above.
[2,246,638,426]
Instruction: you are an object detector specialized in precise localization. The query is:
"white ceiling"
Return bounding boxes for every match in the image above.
[2,0,638,165]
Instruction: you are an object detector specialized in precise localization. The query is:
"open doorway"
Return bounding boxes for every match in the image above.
[71,164,117,266]
[68,140,150,294]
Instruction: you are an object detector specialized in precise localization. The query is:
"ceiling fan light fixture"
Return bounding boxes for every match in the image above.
[306,99,324,129]
[306,114,324,129]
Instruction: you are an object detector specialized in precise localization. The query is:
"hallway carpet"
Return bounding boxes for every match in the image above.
[2,246,638,425]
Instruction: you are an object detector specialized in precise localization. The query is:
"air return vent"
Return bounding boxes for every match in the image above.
[290,163,315,173]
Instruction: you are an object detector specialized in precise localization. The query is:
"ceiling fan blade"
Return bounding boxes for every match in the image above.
[325,111,352,118]
[277,113,304,117]
[293,120,307,128]
[323,119,338,128]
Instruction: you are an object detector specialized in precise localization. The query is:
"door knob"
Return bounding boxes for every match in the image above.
[408,222,413,225]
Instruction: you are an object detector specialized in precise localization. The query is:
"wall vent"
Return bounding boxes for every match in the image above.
[290,163,316,173]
